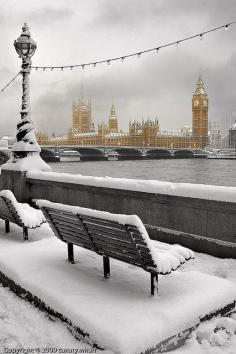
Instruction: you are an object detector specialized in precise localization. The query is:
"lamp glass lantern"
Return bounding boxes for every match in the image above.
[14,23,37,58]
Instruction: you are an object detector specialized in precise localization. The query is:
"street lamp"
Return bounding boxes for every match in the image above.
[12,23,41,159]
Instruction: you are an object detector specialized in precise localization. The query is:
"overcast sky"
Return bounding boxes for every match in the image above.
[0,0,236,137]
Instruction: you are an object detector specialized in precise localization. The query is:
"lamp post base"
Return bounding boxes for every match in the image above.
[2,151,52,172]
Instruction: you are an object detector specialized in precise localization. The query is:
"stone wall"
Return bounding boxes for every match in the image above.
[27,175,236,258]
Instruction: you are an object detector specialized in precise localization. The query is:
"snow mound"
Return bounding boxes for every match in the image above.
[2,153,51,172]
[36,199,194,274]
[0,190,46,228]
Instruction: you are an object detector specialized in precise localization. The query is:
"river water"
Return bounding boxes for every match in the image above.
[48,159,236,187]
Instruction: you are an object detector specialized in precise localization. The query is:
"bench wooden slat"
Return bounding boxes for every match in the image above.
[47,210,81,225]
[84,223,130,241]
[95,240,155,267]
[59,232,93,248]
[90,232,154,264]
[94,243,139,261]
[53,220,87,236]
[97,246,142,266]
[65,238,94,252]
[0,204,16,217]
[0,197,22,226]
[56,227,91,244]
[49,214,84,229]
[46,207,78,218]
[80,214,126,231]
[89,231,133,248]
[91,236,138,256]
[0,210,16,220]
[47,210,79,223]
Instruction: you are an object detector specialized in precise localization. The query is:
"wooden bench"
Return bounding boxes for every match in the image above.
[0,190,46,240]
[36,200,194,295]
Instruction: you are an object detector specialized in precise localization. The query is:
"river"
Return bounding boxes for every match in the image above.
[48,159,236,187]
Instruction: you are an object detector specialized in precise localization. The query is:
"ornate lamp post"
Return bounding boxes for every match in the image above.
[12,23,41,160]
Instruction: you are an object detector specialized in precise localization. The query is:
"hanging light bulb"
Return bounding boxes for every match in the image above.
[156,47,159,53]
[51,67,54,71]
[61,67,64,71]
[137,53,141,58]
[35,67,38,71]
[107,60,110,65]
[93,63,97,68]
[43,67,46,71]
[82,64,85,69]
[121,57,125,62]
[225,24,230,31]
[70,66,73,70]
[176,40,180,46]
[199,33,204,40]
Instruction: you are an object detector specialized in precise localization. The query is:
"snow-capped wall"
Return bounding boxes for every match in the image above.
[27,171,236,203]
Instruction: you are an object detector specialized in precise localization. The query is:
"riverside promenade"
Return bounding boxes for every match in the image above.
[0,168,235,353]
[0,169,235,258]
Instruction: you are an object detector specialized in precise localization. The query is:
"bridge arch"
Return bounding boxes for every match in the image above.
[60,147,107,161]
[146,148,172,159]
[173,149,194,158]
[108,148,143,160]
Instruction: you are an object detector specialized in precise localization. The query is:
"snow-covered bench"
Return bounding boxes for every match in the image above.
[0,190,46,240]
[36,200,194,295]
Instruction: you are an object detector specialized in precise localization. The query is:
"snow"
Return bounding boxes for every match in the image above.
[0,190,46,228]
[36,199,194,274]
[28,171,236,203]
[0,222,235,354]
[172,254,236,354]
[2,153,52,172]
[173,315,236,354]
[0,285,104,352]
[0,139,8,148]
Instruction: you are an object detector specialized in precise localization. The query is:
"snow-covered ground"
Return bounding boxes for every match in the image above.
[0,221,235,354]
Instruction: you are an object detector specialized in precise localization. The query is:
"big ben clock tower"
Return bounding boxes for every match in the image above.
[192,75,208,148]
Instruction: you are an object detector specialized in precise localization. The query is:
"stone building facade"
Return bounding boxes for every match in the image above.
[37,77,208,148]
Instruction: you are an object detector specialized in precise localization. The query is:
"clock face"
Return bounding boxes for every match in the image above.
[193,100,199,107]
[203,100,208,107]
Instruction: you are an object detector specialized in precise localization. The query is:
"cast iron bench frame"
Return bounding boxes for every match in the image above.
[0,195,39,240]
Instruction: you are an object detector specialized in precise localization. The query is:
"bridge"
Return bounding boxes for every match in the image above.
[39,145,207,162]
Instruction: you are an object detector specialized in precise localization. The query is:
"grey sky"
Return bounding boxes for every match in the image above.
[0,0,236,137]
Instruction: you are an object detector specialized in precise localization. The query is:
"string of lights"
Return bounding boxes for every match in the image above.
[0,21,235,93]
[0,71,21,93]
[31,21,235,71]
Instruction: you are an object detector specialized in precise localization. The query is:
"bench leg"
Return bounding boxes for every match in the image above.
[68,243,74,264]
[23,227,28,241]
[103,256,110,279]
[5,220,10,233]
[151,273,158,295]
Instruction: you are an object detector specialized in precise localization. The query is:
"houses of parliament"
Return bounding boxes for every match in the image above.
[37,76,208,148]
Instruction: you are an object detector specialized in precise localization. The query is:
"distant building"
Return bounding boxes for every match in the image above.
[192,75,208,148]
[37,76,209,149]
[229,121,236,148]
[209,121,221,148]
[72,97,93,133]
[108,104,119,133]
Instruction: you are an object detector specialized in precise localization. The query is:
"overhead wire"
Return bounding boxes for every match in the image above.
[0,21,235,93]
[30,22,235,71]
